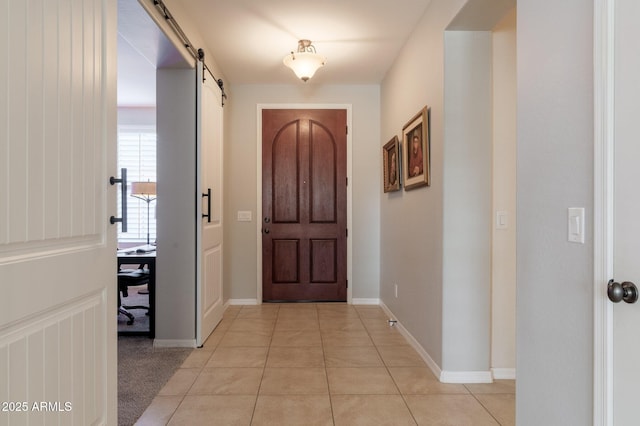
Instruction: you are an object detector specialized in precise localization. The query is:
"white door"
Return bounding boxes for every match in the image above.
[196,62,224,346]
[0,0,117,424]
[611,0,640,423]
[597,0,640,424]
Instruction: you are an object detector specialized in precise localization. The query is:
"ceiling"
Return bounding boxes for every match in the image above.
[175,0,434,85]
[118,0,435,105]
[117,0,514,106]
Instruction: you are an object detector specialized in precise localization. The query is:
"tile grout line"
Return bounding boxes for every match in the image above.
[161,308,238,425]
[356,307,419,426]
[317,305,338,426]
[466,389,505,426]
[248,304,279,425]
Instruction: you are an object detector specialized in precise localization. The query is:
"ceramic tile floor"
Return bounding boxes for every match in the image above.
[135,304,515,426]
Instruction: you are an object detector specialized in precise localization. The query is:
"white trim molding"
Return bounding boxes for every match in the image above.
[440,370,493,384]
[226,299,259,306]
[379,301,443,380]
[352,298,380,305]
[491,368,516,380]
[593,0,615,424]
[379,301,498,384]
[153,339,197,348]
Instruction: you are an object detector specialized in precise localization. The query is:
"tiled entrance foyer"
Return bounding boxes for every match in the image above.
[136,304,515,425]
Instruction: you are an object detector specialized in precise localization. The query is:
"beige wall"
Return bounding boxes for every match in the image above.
[491,8,517,374]
[223,84,381,302]
[380,0,467,368]
[381,0,516,376]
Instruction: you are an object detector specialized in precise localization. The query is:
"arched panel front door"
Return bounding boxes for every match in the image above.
[262,109,347,302]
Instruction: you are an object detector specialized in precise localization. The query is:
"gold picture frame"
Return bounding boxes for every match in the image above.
[383,136,401,193]
[402,106,430,190]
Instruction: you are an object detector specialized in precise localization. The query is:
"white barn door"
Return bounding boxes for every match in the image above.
[0,0,117,424]
[196,62,224,346]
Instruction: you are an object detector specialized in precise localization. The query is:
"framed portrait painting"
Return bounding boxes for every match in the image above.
[383,136,401,193]
[402,106,430,190]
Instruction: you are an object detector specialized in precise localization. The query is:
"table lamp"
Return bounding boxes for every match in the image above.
[130,181,156,246]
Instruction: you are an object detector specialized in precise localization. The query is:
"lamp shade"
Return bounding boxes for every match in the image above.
[283,40,326,82]
[131,181,156,197]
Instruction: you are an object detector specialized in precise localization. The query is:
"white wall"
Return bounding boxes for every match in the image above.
[442,30,493,374]
[224,84,381,302]
[517,0,593,423]
[117,107,156,126]
[156,68,197,343]
[491,9,516,375]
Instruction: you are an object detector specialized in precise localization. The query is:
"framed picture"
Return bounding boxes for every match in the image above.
[383,136,401,193]
[402,106,430,190]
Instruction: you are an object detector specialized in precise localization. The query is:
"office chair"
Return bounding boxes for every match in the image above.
[117,264,150,325]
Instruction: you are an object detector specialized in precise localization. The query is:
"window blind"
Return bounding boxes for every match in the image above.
[117,126,157,243]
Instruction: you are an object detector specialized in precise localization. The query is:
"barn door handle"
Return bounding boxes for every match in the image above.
[109,168,128,232]
[608,279,639,304]
[202,188,211,222]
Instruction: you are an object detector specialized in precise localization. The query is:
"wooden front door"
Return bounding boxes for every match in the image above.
[262,109,347,302]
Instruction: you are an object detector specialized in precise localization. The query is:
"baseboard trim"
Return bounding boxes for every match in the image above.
[440,370,493,384]
[226,299,259,306]
[379,301,443,380]
[352,298,380,305]
[491,368,516,380]
[153,339,197,348]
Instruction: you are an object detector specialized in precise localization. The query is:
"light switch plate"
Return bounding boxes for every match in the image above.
[568,207,585,244]
[496,211,508,230]
[237,211,252,222]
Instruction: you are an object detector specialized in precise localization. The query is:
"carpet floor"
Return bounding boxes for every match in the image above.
[117,286,150,334]
[117,336,193,425]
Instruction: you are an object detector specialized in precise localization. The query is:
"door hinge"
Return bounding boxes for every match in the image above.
[346,125,348,135]
[346,280,348,289]
[346,229,348,237]
[346,177,348,186]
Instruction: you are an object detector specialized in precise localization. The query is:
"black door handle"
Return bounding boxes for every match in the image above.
[109,168,128,232]
[202,188,211,223]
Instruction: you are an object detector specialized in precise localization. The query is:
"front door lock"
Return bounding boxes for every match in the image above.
[607,279,639,304]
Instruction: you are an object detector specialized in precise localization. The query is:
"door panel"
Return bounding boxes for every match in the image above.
[310,122,338,223]
[262,109,347,302]
[272,122,300,223]
[612,0,640,423]
[0,0,117,423]
[196,63,224,346]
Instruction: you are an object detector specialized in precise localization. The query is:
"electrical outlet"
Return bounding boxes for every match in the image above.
[394,284,398,298]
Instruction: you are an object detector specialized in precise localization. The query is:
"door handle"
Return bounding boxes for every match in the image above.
[109,168,128,232]
[607,279,639,304]
[202,188,211,223]
[264,217,271,223]
[263,228,270,234]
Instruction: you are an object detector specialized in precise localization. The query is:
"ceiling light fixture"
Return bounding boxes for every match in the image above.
[283,40,326,82]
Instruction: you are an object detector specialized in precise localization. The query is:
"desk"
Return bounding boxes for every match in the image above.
[117,246,156,338]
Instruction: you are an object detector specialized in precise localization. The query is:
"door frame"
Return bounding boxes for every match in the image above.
[256,104,353,304]
[593,0,614,423]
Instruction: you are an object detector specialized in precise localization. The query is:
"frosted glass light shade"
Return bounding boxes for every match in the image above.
[283,40,326,82]
[283,52,326,82]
